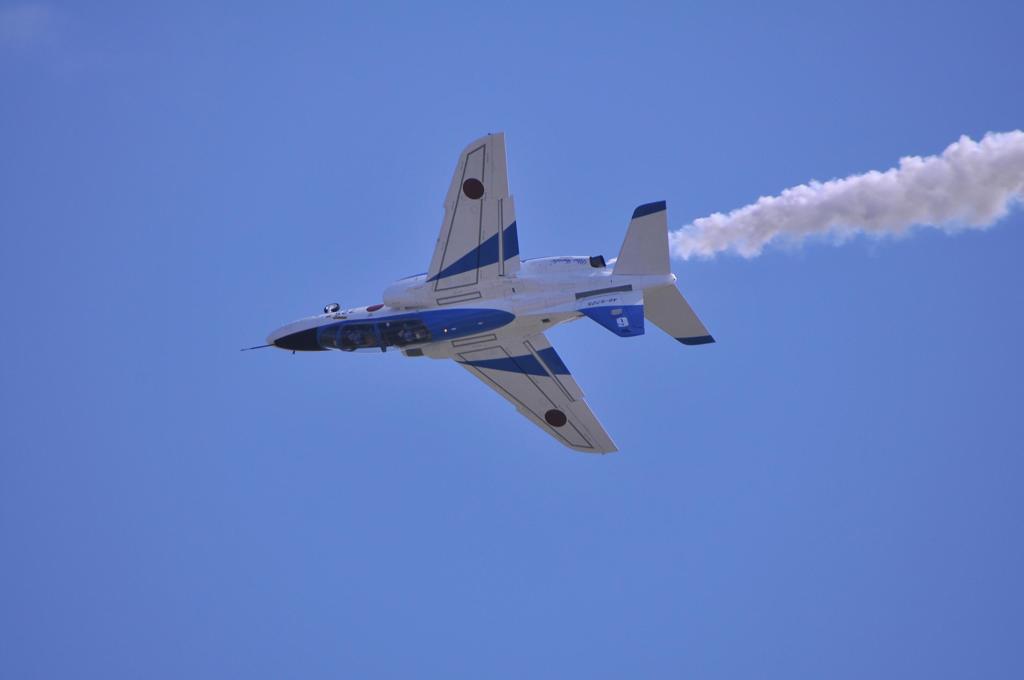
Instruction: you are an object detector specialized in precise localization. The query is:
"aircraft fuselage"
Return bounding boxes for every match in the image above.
[267,256,675,357]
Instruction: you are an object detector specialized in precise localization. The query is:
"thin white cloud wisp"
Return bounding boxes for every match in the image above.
[0,3,61,50]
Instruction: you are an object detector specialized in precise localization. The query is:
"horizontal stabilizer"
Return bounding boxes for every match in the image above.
[643,284,714,345]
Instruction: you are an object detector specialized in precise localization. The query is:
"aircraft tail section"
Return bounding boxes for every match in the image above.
[579,299,645,337]
[643,284,715,345]
[613,201,670,276]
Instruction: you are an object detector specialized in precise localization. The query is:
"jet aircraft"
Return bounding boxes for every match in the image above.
[263,133,713,453]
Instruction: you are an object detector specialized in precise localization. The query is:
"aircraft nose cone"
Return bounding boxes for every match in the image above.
[267,326,324,351]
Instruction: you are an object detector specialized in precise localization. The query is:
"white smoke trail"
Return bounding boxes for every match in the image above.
[670,131,1024,259]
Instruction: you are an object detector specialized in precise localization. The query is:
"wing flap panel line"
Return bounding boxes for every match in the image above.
[523,333,589,403]
[498,198,505,276]
[524,339,575,403]
[501,198,520,276]
[435,291,482,306]
[450,333,498,348]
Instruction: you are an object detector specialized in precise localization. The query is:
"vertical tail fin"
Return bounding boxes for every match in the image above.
[613,201,670,276]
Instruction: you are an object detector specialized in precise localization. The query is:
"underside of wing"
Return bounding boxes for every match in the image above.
[426,133,521,305]
[453,331,617,454]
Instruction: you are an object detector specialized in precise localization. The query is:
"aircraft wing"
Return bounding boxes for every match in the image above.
[453,331,617,454]
[426,133,521,305]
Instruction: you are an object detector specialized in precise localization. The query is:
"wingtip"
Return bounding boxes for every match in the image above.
[460,131,505,155]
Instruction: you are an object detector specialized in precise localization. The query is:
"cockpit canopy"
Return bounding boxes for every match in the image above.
[318,318,432,352]
[323,302,341,314]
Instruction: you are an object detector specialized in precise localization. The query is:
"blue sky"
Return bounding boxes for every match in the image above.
[2,2,1023,677]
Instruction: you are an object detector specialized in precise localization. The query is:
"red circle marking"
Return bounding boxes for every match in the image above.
[462,178,484,199]
[544,409,568,428]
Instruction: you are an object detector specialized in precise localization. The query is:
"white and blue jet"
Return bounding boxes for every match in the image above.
[264,133,713,453]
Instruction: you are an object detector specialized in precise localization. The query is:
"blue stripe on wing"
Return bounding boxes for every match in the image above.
[428,222,519,282]
[460,344,570,377]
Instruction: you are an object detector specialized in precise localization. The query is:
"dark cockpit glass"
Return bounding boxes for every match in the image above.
[318,323,377,351]
[377,319,431,347]
[318,319,432,352]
